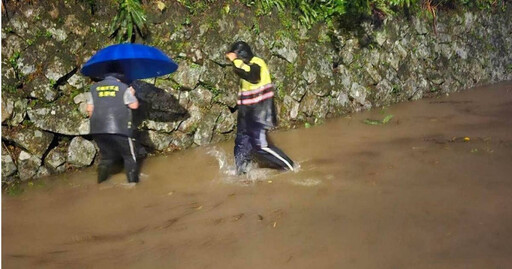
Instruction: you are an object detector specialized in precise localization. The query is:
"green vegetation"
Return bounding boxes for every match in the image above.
[49,79,57,88]
[240,0,346,28]
[3,26,14,33]
[110,0,147,43]
[277,84,286,99]
[285,63,295,77]
[278,11,294,29]
[70,88,86,100]
[251,18,261,35]
[4,84,18,94]
[28,99,39,108]
[178,0,215,14]
[4,182,24,196]
[318,30,331,43]
[240,0,507,28]
[103,0,506,43]
[202,82,222,97]
[8,51,21,70]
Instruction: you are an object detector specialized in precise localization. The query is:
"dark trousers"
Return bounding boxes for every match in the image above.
[234,121,294,175]
[93,134,139,183]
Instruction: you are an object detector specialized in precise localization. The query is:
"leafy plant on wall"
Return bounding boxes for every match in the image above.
[239,0,507,29]
[110,0,148,43]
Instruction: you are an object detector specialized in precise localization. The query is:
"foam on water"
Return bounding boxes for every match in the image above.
[290,178,322,186]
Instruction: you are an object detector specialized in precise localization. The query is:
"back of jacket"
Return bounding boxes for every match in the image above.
[89,77,132,136]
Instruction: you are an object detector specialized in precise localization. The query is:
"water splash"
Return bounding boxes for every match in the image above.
[206,146,311,186]
[207,146,280,185]
[206,146,236,176]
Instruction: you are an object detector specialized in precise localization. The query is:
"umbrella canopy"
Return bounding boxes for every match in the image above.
[81,43,178,81]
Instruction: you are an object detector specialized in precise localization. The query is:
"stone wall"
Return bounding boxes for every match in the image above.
[2,1,512,182]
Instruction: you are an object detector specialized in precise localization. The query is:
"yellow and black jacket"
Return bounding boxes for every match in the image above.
[232,56,277,128]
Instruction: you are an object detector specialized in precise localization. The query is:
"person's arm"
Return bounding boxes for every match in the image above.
[226,53,261,83]
[128,101,139,109]
[86,92,94,117]
[125,86,139,109]
[86,104,94,117]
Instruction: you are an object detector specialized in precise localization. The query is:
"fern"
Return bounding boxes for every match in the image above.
[110,0,148,43]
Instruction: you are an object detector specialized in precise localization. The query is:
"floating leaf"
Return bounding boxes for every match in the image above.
[382,114,394,124]
[363,114,394,125]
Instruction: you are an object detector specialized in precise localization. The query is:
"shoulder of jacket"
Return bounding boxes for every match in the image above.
[250,56,266,65]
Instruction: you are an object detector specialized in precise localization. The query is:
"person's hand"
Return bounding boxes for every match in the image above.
[226,52,237,62]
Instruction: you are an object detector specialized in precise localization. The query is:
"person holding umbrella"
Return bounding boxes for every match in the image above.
[86,73,140,184]
[226,41,295,175]
[82,43,178,185]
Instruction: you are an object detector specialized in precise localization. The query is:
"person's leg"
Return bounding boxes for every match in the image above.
[132,130,147,174]
[249,124,295,171]
[93,134,120,183]
[234,130,253,175]
[260,143,295,170]
[113,135,139,183]
[234,111,254,175]
[134,139,147,176]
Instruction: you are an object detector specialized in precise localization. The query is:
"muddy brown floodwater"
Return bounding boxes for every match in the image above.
[3,81,512,269]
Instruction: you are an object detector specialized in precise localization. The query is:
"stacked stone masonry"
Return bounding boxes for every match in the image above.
[1,2,511,181]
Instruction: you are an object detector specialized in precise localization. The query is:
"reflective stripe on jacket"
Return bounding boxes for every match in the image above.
[233,57,274,106]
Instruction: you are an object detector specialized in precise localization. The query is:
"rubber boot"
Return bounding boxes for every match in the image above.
[127,170,139,183]
[97,163,110,184]
[236,161,249,176]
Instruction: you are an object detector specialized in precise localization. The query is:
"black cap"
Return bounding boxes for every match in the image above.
[228,41,254,62]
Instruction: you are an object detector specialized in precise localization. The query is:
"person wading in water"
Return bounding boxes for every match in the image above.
[86,73,140,185]
[226,41,295,175]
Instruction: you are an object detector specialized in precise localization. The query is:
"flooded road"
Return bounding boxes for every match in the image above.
[3,81,512,268]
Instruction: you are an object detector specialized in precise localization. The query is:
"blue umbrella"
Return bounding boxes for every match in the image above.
[81,43,178,81]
